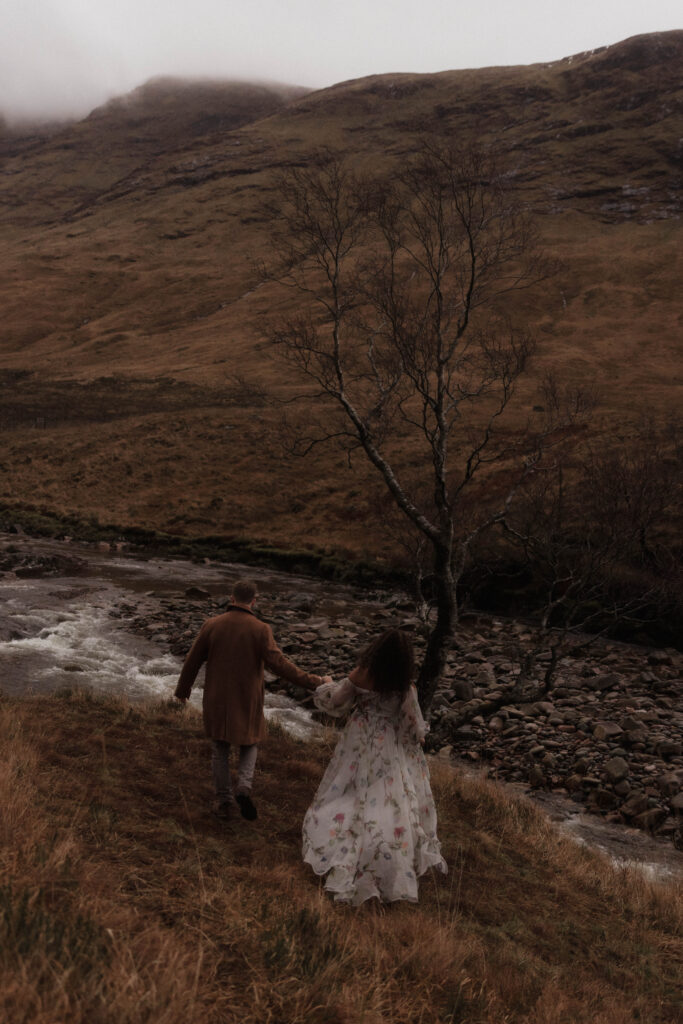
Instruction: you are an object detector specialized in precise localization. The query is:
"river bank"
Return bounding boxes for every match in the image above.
[0,530,681,879]
[2,689,681,1024]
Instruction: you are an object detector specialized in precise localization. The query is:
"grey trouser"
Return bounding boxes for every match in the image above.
[211,740,258,801]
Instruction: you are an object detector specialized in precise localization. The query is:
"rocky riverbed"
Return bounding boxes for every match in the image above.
[1,532,682,859]
[117,568,683,852]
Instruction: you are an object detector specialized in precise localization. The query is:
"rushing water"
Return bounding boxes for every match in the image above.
[0,532,680,881]
[0,534,342,735]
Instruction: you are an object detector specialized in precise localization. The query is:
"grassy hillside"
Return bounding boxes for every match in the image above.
[1,688,681,1023]
[0,32,681,561]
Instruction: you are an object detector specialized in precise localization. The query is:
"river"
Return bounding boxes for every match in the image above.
[0,531,680,882]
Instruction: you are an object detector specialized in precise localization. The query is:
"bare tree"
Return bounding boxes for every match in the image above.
[261,146,570,711]
[437,421,683,733]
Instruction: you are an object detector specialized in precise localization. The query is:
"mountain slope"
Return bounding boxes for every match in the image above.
[0,33,680,558]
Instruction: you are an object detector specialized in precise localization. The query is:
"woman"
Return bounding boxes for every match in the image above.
[302,629,447,905]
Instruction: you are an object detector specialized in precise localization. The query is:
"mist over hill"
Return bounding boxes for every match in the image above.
[0,31,680,562]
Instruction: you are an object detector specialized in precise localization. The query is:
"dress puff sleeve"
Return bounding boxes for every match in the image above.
[399,685,428,744]
[312,677,356,717]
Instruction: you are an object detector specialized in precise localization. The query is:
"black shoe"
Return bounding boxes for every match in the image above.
[236,793,258,821]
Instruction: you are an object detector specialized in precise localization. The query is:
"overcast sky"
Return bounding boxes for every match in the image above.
[2,0,681,122]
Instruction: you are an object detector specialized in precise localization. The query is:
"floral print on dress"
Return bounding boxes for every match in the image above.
[302,678,447,905]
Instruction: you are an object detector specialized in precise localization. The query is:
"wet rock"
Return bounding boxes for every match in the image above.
[655,739,682,760]
[185,586,210,600]
[528,765,546,788]
[451,724,477,739]
[451,679,474,701]
[620,792,650,818]
[288,593,316,613]
[620,713,648,731]
[475,664,496,688]
[657,772,682,797]
[670,793,683,813]
[531,701,556,716]
[604,756,629,784]
[14,553,86,578]
[593,721,623,741]
[632,808,668,832]
[589,788,618,811]
[624,728,650,746]
[587,673,622,692]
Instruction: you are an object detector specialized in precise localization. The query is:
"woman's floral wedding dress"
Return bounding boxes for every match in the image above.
[302,678,447,905]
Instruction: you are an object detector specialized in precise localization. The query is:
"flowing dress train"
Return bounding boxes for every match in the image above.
[302,678,447,905]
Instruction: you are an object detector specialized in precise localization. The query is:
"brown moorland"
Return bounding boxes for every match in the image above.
[0,32,681,562]
[1,689,681,1023]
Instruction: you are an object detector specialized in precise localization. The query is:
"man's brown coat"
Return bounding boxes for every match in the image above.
[174,606,319,744]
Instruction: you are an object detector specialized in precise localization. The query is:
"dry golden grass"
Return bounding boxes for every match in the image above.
[0,689,680,1023]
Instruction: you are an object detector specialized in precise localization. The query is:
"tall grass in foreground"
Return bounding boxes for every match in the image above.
[0,690,680,1023]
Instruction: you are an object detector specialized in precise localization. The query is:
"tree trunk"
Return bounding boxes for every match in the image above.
[416,545,457,713]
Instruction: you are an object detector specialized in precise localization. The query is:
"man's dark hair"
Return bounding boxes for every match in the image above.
[357,629,414,695]
[232,580,258,604]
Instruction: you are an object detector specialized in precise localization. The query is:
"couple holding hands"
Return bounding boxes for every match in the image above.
[175,579,446,906]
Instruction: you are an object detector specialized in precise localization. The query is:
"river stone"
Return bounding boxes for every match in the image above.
[657,772,682,797]
[185,587,210,600]
[632,808,668,832]
[621,714,647,731]
[670,793,683,813]
[604,757,630,784]
[590,788,617,810]
[448,722,477,739]
[624,728,650,746]
[656,740,682,759]
[534,701,556,716]
[528,765,546,788]
[475,664,496,687]
[593,721,623,741]
[613,779,631,797]
[588,672,622,692]
[648,650,672,666]
[565,774,583,792]
[620,793,649,818]
[452,680,474,701]
[502,725,521,737]
[655,818,680,840]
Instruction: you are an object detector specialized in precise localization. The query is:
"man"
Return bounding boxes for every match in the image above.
[174,578,323,821]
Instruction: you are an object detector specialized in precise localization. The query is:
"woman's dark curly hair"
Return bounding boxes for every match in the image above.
[357,629,415,696]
